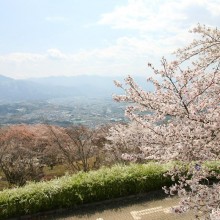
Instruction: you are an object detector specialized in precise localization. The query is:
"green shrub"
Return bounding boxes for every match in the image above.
[0,163,172,219]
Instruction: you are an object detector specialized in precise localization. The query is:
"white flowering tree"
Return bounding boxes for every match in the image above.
[111,24,220,219]
[105,122,148,163]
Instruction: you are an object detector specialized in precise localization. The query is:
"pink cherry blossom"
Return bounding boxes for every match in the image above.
[109,24,220,219]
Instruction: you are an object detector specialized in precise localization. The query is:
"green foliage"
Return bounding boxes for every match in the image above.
[0,163,172,219]
[204,161,220,172]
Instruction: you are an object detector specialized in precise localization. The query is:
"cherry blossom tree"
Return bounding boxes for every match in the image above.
[0,124,65,186]
[0,125,44,186]
[112,24,220,219]
[47,125,108,172]
[105,122,146,163]
[91,124,113,167]
[27,124,65,169]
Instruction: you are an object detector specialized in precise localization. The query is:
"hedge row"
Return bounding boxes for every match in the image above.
[0,163,173,219]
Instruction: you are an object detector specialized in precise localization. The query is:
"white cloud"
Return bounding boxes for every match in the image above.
[1,0,219,79]
[97,0,220,54]
[0,52,45,63]
[47,49,68,60]
[0,42,156,79]
[98,0,220,32]
[95,0,220,72]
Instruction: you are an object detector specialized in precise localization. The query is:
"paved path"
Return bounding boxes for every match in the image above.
[45,192,194,220]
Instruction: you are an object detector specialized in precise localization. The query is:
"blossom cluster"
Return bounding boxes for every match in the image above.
[110,24,220,219]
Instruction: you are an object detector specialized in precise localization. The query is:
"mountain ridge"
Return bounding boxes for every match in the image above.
[0,75,153,102]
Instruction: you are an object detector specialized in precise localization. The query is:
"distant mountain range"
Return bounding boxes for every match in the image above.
[0,75,154,102]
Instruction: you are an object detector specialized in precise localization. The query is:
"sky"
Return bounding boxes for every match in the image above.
[0,0,219,79]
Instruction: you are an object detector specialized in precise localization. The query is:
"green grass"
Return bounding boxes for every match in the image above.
[0,163,172,219]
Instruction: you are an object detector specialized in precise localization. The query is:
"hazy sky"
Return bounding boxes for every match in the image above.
[0,0,219,79]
